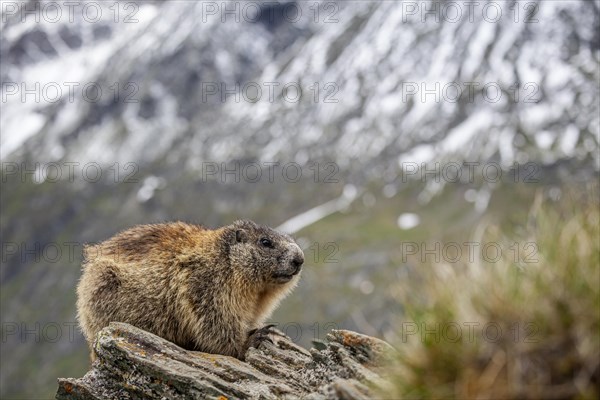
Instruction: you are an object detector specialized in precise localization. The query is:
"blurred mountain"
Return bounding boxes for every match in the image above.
[1,0,598,398]
[2,0,598,167]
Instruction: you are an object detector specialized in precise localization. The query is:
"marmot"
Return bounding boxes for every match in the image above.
[76,220,304,360]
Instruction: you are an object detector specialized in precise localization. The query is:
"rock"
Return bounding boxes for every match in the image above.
[56,322,394,399]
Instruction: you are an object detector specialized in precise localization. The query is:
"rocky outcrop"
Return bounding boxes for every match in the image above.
[56,322,394,399]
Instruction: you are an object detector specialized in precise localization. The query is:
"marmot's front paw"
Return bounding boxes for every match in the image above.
[246,324,277,350]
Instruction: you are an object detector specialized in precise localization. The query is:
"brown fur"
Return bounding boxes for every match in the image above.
[76,220,303,360]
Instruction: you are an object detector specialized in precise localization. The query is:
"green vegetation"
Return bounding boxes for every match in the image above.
[381,187,599,399]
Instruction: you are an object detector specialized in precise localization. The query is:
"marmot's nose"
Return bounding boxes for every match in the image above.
[292,253,304,270]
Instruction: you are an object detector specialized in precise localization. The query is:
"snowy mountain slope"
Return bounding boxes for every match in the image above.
[2,1,598,170]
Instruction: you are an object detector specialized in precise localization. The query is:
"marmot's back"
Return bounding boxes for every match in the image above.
[76,220,304,361]
[84,222,212,266]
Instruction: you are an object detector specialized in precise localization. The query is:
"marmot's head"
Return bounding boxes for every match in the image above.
[227,220,304,286]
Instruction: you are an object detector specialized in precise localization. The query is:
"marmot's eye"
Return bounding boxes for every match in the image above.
[260,238,273,248]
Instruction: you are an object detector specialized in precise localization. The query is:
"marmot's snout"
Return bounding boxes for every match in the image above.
[289,243,304,273]
[274,242,304,283]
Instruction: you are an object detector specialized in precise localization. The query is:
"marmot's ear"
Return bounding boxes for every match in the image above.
[236,229,248,243]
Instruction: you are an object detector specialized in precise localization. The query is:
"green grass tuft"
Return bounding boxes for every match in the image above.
[382,188,599,399]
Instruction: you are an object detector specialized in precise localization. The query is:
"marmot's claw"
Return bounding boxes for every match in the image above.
[247,323,277,337]
[246,324,277,350]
